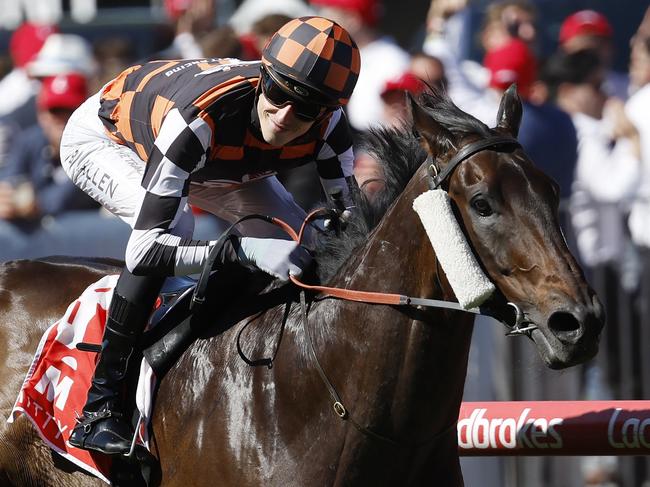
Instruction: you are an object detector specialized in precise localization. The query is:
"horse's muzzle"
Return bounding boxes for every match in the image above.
[547,293,605,346]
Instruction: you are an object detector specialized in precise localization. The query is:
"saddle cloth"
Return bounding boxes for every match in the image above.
[8,275,157,484]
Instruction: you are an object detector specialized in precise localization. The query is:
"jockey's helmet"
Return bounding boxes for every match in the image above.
[261,16,360,108]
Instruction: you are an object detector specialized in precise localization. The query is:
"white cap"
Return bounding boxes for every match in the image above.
[228,0,315,34]
[26,33,96,78]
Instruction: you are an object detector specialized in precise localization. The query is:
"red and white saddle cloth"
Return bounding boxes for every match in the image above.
[8,275,157,484]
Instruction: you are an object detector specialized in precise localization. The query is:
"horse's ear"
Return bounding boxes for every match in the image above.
[496,84,522,137]
[408,92,453,154]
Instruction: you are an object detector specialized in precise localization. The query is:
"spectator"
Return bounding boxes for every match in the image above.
[484,40,579,201]
[0,73,130,261]
[558,10,628,100]
[0,22,56,118]
[228,0,313,35]
[483,37,537,98]
[309,0,410,131]
[199,25,243,59]
[0,22,57,167]
[353,71,427,198]
[425,0,537,91]
[546,50,640,273]
[380,72,427,127]
[153,0,217,60]
[480,0,537,54]
[0,32,95,174]
[549,47,641,486]
[626,34,650,253]
[409,51,447,92]
[26,33,95,79]
[246,14,294,59]
[0,73,97,222]
[424,1,530,124]
[91,37,137,92]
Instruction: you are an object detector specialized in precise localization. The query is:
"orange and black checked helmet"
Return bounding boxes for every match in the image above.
[261,16,360,107]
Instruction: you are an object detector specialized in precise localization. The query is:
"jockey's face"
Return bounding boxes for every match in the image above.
[257,92,316,146]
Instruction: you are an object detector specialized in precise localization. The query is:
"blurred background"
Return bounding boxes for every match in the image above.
[0,0,649,486]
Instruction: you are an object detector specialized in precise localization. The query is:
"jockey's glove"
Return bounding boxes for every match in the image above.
[323,206,355,233]
[236,237,312,281]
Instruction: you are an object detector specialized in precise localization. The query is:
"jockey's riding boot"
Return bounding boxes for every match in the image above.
[69,289,153,455]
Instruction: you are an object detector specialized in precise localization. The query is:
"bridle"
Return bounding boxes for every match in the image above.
[192,135,540,447]
[424,134,538,337]
[191,135,538,331]
[427,135,520,189]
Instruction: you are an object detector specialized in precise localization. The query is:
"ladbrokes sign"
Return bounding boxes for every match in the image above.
[458,407,563,450]
[458,401,650,456]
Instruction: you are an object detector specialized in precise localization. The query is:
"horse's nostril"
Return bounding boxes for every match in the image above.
[548,311,581,340]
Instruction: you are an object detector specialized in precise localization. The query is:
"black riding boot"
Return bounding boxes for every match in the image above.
[69,271,163,455]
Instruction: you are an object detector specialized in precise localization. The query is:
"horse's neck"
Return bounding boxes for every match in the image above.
[338,166,443,298]
[310,169,472,439]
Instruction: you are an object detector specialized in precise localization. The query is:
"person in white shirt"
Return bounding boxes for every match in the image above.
[626,34,650,249]
[547,49,641,272]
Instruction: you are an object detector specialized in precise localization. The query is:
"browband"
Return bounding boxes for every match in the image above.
[430,136,521,189]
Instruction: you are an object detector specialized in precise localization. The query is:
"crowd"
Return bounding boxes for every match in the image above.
[0,0,649,485]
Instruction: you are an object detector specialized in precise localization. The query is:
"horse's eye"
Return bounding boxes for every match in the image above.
[471,197,493,217]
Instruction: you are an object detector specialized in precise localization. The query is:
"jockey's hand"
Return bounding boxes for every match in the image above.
[323,207,354,232]
[324,185,354,233]
[237,237,312,281]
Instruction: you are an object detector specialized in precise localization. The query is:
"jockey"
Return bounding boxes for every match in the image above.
[61,16,360,455]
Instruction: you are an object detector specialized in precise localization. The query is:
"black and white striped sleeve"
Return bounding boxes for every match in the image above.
[315,108,355,202]
[125,108,216,276]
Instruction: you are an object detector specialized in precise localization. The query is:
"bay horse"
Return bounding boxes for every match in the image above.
[0,86,604,486]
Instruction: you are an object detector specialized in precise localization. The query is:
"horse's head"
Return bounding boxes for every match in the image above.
[409,86,604,369]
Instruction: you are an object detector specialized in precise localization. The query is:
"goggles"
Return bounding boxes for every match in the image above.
[260,66,333,122]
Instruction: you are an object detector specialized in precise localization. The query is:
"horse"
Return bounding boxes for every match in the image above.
[0,86,604,486]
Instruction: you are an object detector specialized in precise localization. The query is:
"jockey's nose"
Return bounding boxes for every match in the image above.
[275,104,298,124]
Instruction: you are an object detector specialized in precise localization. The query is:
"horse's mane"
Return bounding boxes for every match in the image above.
[314,90,491,282]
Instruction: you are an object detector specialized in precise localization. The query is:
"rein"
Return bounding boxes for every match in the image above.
[192,135,535,448]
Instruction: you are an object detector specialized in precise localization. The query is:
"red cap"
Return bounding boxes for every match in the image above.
[238,33,262,61]
[9,22,57,68]
[38,74,88,111]
[309,0,381,26]
[164,0,193,20]
[381,72,426,99]
[484,38,537,96]
[559,10,613,45]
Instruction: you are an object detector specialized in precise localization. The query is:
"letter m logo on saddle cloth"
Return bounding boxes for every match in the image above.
[9,274,191,483]
[10,275,123,483]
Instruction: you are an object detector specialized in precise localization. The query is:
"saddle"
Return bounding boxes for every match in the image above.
[68,268,298,486]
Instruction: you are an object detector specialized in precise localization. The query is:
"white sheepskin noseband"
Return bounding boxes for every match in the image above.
[412,189,495,309]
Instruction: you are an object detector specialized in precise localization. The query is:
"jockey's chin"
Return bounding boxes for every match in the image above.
[257,93,315,146]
